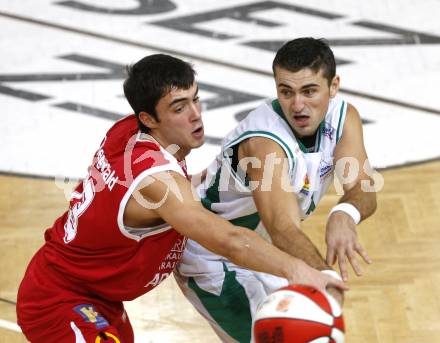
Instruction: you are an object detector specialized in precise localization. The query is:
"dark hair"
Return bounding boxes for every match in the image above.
[272,37,336,86]
[123,54,196,133]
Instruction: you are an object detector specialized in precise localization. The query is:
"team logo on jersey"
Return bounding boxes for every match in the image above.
[95,331,121,343]
[74,304,109,329]
[321,125,335,140]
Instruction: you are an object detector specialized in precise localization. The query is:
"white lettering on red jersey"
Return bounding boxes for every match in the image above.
[41,115,188,301]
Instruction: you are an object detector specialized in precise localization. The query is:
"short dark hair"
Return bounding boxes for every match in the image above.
[123,54,196,133]
[272,37,336,86]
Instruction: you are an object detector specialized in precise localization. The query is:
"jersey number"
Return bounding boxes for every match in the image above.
[63,177,95,243]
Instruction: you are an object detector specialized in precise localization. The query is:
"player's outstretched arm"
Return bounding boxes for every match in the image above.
[237,137,344,303]
[137,171,348,294]
[327,103,379,281]
[237,137,330,269]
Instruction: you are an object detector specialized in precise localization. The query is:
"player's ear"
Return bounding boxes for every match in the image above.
[139,111,159,130]
[329,75,340,98]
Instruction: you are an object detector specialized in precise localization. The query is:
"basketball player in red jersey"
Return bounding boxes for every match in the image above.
[16,54,347,343]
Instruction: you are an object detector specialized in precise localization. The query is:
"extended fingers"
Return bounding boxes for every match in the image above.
[355,243,372,264]
[347,250,362,276]
[337,251,349,282]
[337,243,371,280]
[326,246,336,266]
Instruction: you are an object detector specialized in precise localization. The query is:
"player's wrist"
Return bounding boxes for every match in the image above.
[283,256,305,283]
[329,203,361,224]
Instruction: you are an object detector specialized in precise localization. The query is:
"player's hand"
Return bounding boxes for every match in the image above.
[326,286,344,306]
[287,259,349,295]
[325,211,372,281]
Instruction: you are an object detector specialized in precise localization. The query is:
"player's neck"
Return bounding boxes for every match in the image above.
[147,132,189,161]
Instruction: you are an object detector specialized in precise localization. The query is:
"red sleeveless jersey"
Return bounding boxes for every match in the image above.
[41,115,188,301]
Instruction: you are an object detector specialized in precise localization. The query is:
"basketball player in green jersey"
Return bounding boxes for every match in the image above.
[175,38,378,343]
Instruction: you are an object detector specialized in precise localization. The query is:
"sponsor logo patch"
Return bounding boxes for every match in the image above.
[300,174,310,195]
[319,160,334,179]
[321,125,335,140]
[74,304,109,329]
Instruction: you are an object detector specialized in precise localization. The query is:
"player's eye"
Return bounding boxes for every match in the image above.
[280,89,292,97]
[175,105,185,113]
[303,88,317,96]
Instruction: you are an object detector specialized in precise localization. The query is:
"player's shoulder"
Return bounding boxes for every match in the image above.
[337,102,364,145]
[344,102,362,127]
[241,134,286,159]
[101,115,142,155]
[246,99,283,123]
[106,114,138,137]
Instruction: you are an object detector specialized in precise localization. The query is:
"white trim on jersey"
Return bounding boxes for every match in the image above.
[70,321,86,343]
[117,162,185,242]
[117,139,187,242]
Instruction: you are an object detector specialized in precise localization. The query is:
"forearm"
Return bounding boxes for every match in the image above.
[269,224,344,303]
[339,181,377,221]
[176,208,300,281]
[226,227,303,282]
[270,226,330,271]
[227,226,349,295]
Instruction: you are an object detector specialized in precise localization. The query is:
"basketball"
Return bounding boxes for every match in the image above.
[253,285,344,343]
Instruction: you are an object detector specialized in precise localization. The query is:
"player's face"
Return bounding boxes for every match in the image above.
[274,66,339,138]
[153,82,204,159]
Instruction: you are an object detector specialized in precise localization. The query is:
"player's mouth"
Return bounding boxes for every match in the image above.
[292,115,310,127]
[192,125,204,139]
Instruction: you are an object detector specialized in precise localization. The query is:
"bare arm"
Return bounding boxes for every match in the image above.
[135,170,348,293]
[238,137,330,270]
[237,137,344,302]
[327,103,378,280]
[334,103,377,219]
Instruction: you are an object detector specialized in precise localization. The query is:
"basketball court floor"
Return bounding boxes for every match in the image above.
[1,1,440,342]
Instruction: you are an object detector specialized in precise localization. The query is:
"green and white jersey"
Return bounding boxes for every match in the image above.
[180,95,347,269]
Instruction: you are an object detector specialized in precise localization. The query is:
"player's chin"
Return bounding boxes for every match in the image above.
[295,126,315,137]
[190,132,205,148]
[192,137,205,148]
